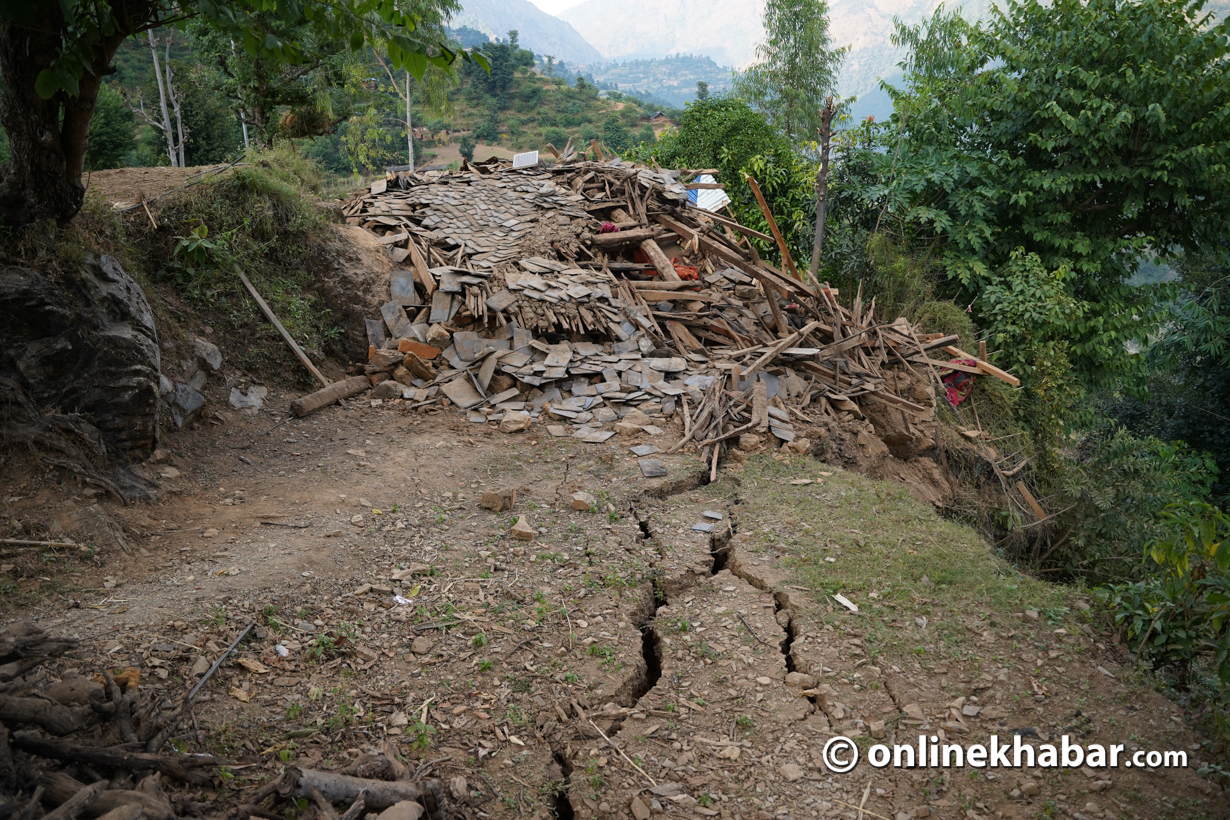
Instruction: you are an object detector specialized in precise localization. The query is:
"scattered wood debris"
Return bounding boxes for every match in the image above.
[0,622,447,820]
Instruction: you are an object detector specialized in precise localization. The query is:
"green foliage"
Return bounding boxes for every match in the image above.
[542,126,568,148]
[733,0,846,145]
[1050,429,1218,581]
[86,83,134,170]
[871,0,1230,386]
[458,135,476,162]
[21,0,481,104]
[1097,501,1230,687]
[981,249,1087,459]
[601,114,632,152]
[1107,252,1230,496]
[631,96,816,268]
[695,81,709,101]
[179,70,243,165]
[339,106,397,174]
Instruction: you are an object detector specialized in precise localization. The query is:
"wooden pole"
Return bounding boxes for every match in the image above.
[808,96,837,284]
[236,270,331,388]
[743,174,801,281]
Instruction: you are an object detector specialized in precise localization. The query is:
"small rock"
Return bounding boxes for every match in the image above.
[149,448,171,463]
[500,410,531,433]
[448,776,468,800]
[614,421,642,436]
[511,517,536,541]
[190,656,210,676]
[571,491,595,511]
[481,489,516,512]
[630,796,651,820]
[1021,781,1040,797]
[201,528,219,538]
[229,385,268,410]
[425,324,452,347]
[1024,609,1039,620]
[784,671,816,689]
[784,437,811,455]
[755,676,772,686]
[158,466,181,479]
[622,408,651,426]
[371,380,406,400]
[376,801,424,820]
[869,719,886,739]
[962,704,981,717]
[737,433,762,451]
[410,637,433,655]
[779,762,804,782]
[903,702,925,721]
[192,337,223,371]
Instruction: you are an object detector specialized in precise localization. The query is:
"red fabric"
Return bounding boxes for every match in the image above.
[599,222,619,234]
[671,258,700,281]
[941,359,978,407]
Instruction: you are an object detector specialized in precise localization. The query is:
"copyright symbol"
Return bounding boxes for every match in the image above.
[823,736,859,773]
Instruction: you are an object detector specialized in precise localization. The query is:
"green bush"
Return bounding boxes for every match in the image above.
[1096,501,1230,688]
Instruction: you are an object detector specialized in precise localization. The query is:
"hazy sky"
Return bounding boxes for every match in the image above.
[524,0,587,13]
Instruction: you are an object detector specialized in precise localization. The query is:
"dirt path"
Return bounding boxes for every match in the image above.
[2,396,1225,820]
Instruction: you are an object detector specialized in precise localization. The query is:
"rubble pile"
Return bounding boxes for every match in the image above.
[339,156,1015,465]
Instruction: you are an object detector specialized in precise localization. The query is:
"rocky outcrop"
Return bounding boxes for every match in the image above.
[0,255,160,460]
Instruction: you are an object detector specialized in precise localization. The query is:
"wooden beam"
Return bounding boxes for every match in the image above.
[237,270,330,388]
[744,173,801,281]
[942,345,1021,386]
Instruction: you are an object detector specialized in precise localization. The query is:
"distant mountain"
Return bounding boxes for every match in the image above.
[559,0,761,69]
[560,0,1230,105]
[591,55,734,108]
[455,0,603,66]
[558,0,968,100]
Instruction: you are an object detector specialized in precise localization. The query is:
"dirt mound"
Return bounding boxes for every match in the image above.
[86,164,236,210]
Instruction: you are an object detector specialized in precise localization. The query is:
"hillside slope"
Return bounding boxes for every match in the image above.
[456,0,602,65]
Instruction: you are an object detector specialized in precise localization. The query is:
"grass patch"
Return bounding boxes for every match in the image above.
[128,145,346,386]
[712,456,1071,658]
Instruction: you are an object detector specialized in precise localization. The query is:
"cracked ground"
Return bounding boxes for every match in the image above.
[2,398,1226,820]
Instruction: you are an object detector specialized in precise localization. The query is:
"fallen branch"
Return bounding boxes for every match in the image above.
[14,733,222,783]
[277,767,444,820]
[42,782,104,820]
[0,696,84,735]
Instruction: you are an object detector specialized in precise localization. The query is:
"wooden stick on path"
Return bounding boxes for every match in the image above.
[236,270,330,388]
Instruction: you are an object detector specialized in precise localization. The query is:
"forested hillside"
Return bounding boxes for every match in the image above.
[0,25,660,181]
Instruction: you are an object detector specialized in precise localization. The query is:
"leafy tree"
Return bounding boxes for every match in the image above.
[636,125,656,146]
[632,96,816,267]
[458,135,476,162]
[601,114,632,152]
[0,0,483,226]
[1108,249,1230,497]
[86,83,135,170]
[871,0,1230,386]
[695,81,709,100]
[579,124,599,144]
[179,68,243,165]
[542,126,568,148]
[733,0,845,145]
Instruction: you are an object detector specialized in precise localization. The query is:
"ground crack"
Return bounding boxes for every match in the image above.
[548,746,575,820]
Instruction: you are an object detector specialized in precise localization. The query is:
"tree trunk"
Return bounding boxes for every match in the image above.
[165,36,186,167]
[406,72,414,172]
[808,96,837,284]
[0,11,99,225]
[147,30,178,167]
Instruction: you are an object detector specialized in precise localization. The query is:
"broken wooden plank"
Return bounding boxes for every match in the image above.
[237,270,330,388]
[942,345,1021,386]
